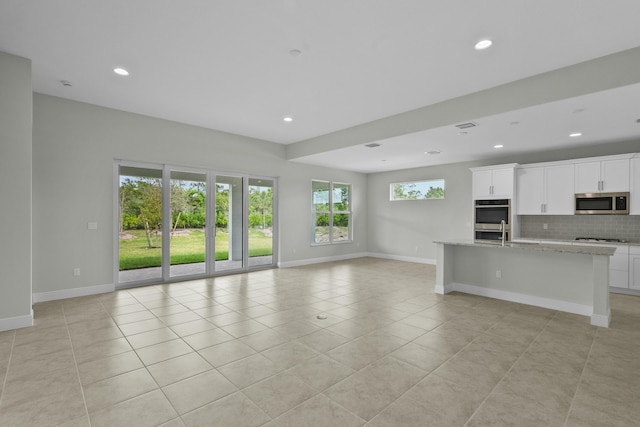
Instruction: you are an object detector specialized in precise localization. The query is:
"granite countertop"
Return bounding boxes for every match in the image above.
[434,239,617,256]
[514,238,640,247]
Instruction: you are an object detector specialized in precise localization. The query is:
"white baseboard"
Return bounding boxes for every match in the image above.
[366,252,435,265]
[610,287,640,296]
[33,283,115,303]
[445,282,593,317]
[590,310,611,328]
[278,252,369,268]
[0,310,33,332]
[278,252,434,268]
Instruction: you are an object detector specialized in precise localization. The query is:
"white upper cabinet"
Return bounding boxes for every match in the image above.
[632,156,640,215]
[575,158,630,193]
[517,164,574,215]
[545,164,575,214]
[516,167,544,214]
[472,164,517,199]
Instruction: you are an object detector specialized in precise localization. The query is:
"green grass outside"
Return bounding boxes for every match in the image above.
[119,229,272,270]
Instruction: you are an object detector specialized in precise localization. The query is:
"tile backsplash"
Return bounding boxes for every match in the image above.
[519,215,640,243]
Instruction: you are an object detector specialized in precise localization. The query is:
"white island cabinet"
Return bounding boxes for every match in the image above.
[434,240,614,327]
[630,246,640,290]
[575,157,630,193]
[517,163,574,215]
[472,164,517,199]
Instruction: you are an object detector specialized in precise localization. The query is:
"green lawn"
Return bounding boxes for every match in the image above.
[119,229,272,270]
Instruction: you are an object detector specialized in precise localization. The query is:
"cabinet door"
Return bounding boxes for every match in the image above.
[491,168,514,198]
[575,162,601,193]
[516,167,544,214]
[632,158,640,214]
[630,255,640,290]
[473,170,493,199]
[601,159,630,192]
[545,164,575,214]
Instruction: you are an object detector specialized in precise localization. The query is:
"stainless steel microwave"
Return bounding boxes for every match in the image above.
[575,192,629,215]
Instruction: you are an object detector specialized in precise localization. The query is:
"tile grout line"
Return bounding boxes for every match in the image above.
[0,329,17,411]
[63,301,93,426]
[561,325,599,427]
[461,312,556,427]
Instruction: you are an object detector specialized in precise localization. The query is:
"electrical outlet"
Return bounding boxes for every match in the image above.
[543,223,548,230]
[495,270,502,278]
[73,268,80,276]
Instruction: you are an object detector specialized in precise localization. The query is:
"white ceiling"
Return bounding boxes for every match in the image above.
[2,1,640,173]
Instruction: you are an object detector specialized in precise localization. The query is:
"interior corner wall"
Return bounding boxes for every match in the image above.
[32,94,367,297]
[0,52,33,330]
[367,139,640,263]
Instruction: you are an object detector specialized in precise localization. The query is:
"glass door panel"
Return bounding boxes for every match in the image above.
[215,175,244,272]
[118,166,163,284]
[248,178,274,267]
[169,170,207,278]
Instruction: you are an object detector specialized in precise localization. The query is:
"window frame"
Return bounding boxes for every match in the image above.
[389,179,445,201]
[311,180,353,245]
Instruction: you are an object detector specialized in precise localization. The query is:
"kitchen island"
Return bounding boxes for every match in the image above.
[434,240,616,327]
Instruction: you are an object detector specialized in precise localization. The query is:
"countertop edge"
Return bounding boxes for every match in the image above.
[434,240,616,256]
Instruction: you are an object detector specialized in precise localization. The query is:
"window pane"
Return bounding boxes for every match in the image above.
[333,183,350,211]
[312,180,330,211]
[118,167,163,283]
[390,179,445,200]
[332,214,350,242]
[314,213,330,243]
[169,170,206,278]
[248,178,274,267]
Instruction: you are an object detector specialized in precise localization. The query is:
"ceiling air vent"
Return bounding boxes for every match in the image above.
[364,143,381,148]
[455,122,478,130]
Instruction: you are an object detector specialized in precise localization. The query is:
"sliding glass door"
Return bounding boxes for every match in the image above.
[214,175,244,273]
[169,170,207,278]
[117,162,276,287]
[248,178,274,267]
[118,165,164,284]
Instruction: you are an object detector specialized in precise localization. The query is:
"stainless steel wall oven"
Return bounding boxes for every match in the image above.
[474,199,511,243]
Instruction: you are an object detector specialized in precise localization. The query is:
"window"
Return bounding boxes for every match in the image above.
[312,180,352,244]
[390,179,445,201]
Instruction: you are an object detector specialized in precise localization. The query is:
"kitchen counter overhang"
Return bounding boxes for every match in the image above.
[433,240,614,327]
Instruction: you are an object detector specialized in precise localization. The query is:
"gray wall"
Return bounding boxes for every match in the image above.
[32,94,367,295]
[367,139,640,261]
[0,52,33,326]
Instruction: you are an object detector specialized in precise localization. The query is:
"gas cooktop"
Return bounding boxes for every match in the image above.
[575,237,628,243]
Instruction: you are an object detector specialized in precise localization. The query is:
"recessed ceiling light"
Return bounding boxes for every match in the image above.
[494,144,504,149]
[569,133,582,137]
[425,150,441,155]
[113,67,129,76]
[475,39,493,50]
[283,116,293,122]
[60,80,72,87]
[289,49,302,57]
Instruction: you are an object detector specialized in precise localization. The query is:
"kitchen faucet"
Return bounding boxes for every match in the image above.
[500,219,506,247]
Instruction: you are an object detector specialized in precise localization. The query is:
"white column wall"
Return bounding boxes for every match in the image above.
[0,52,33,330]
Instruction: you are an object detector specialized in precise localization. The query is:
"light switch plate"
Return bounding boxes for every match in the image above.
[88,222,98,230]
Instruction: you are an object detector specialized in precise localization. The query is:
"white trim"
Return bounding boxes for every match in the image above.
[610,287,640,296]
[366,252,435,265]
[0,310,33,332]
[590,310,611,328]
[278,252,368,268]
[33,283,115,303]
[444,282,593,317]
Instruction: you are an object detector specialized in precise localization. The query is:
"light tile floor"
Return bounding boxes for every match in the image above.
[1,258,639,426]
